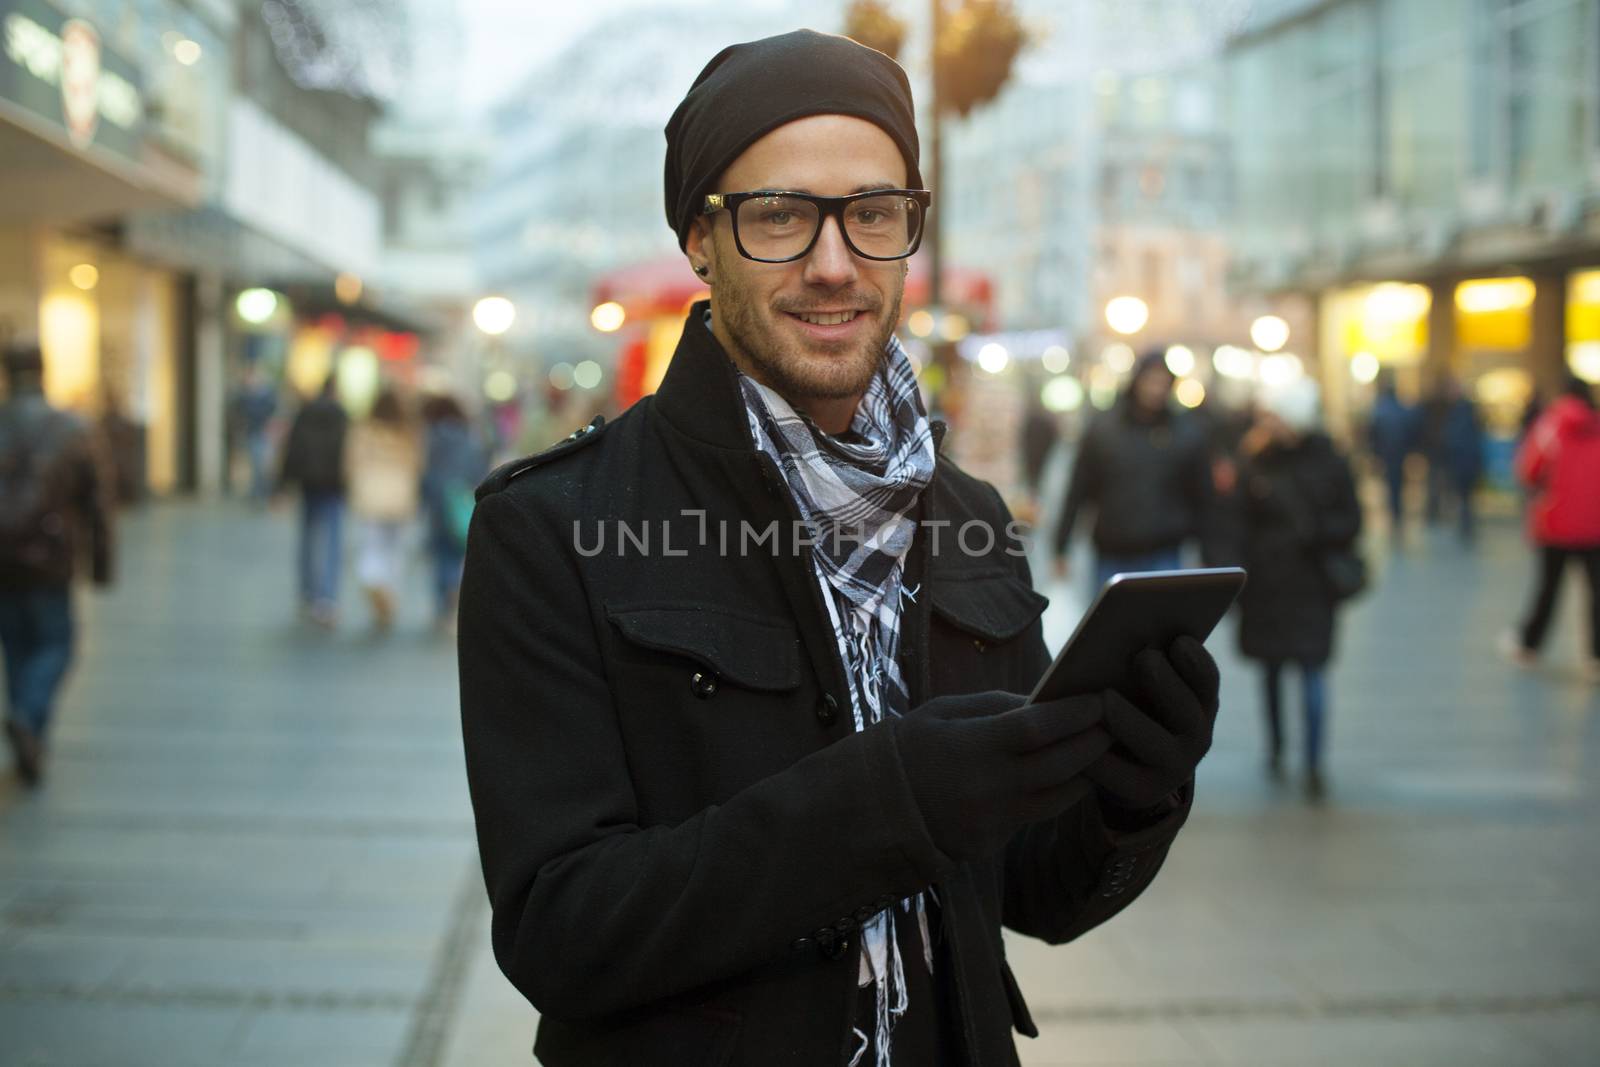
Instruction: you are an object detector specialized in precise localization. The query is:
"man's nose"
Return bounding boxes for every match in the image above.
[801,216,860,289]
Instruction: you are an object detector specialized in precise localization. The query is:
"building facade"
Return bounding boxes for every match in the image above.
[1226,0,1600,439]
[0,0,456,496]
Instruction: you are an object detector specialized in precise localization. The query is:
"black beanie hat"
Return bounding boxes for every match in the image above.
[664,29,923,251]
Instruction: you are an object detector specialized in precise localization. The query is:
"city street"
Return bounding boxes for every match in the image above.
[2,495,1597,1066]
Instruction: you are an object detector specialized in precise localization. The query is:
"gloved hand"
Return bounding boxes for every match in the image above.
[1086,636,1221,812]
[892,690,1113,864]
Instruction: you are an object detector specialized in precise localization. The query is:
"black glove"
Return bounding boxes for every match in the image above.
[892,690,1113,864]
[1086,636,1221,812]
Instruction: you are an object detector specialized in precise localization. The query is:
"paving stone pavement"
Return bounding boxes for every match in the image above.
[1,495,1597,1066]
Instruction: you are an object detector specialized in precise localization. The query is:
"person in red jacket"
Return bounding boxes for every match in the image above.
[1503,375,1600,682]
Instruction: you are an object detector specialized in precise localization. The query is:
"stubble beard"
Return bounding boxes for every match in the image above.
[714,267,905,406]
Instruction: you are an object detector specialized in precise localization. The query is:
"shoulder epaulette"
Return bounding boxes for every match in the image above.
[475,415,607,500]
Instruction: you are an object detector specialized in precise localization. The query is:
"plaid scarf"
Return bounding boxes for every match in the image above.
[737,332,936,1067]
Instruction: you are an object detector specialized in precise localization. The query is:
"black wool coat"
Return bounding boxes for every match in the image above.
[1231,433,1363,666]
[1052,399,1215,559]
[457,304,1192,1067]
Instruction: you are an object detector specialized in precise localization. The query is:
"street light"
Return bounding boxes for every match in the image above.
[1250,314,1290,353]
[590,301,626,333]
[1351,351,1381,384]
[473,296,516,336]
[1102,342,1135,374]
[1105,296,1149,335]
[977,343,1009,375]
[236,288,280,325]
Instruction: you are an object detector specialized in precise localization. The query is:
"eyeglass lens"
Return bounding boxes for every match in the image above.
[734,194,924,261]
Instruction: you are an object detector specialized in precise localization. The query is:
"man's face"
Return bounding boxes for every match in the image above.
[687,115,910,413]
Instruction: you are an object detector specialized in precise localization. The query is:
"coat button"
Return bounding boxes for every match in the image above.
[690,671,719,698]
[790,937,814,952]
[853,905,878,924]
[815,694,839,726]
[834,916,857,934]
[972,638,987,652]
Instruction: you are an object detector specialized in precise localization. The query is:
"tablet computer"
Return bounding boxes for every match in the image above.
[1028,567,1247,704]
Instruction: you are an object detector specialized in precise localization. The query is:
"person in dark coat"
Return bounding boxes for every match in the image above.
[419,393,489,631]
[457,30,1220,1067]
[0,343,115,787]
[276,377,348,628]
[1366,373,1415,542]
[232,362,279,503]
[1232,377,1362,800]
[1051,349,1214,588]
[1018,394,1059,498]
[1421,376,1485,543]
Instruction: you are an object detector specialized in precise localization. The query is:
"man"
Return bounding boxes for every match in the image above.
[1420,375,1485,545]
[1366,373,1416,543]
[1051,350,1214,588]
[276,377,348,628]
[232,362,279,504]
[0,343,114,786]
[458,31,1218,1066]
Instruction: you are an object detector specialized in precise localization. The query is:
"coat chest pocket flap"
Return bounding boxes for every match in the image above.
[605,603,803,691]
[929,570,1048,643]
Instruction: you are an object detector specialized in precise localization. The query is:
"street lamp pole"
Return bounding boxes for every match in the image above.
[928,0,944,312]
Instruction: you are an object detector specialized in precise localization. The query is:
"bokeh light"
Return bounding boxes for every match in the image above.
[473,296,516,336]
[1249,314,1290,353]
[1105,296,1150,335]
[590,301,626,333]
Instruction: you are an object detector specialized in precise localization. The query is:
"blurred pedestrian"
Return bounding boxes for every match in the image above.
[232,363,278,503]
[420,393,488,632]
[1421,376,1485,543]
[0,343,115,787]
[277,377,349,628]
[1019,394,1058,498]
[1231,377,1363,799]
[1367,373,1416,542]
[98,386,146,507]
[1502,375,1600,683]
[1051,349,1214,587]
[346,388,421,633]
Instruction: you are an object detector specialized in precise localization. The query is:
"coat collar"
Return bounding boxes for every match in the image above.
[653,300,947,454]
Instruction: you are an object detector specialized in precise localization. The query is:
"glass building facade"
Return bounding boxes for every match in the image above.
[1226,0,1600,440]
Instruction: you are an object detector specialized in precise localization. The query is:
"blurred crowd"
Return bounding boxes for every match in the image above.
[249,375,492,634]
[1019,350,1600,800]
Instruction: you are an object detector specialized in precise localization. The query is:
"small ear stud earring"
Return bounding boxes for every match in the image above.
[693,264,710,278]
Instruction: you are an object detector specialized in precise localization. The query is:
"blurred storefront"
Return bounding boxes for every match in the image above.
[1226,0,1600,454]
[0,0,211,494]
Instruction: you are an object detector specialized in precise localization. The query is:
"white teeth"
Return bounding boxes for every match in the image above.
[795,311,859,326]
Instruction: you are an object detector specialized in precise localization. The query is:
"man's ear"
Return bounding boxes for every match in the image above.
[684,217,716,282]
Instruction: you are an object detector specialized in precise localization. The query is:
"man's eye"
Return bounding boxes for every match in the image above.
[854,210,885,225]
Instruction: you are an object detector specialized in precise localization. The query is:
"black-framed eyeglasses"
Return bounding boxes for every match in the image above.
[701,188,932,263]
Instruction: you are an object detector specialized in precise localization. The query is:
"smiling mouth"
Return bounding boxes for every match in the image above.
[785,310,864,326]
